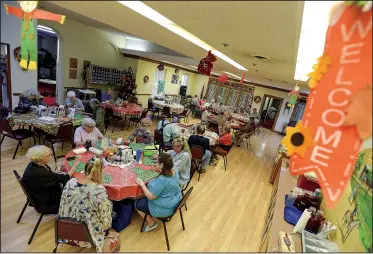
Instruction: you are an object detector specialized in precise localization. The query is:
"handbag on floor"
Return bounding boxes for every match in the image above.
[111,199,134,233]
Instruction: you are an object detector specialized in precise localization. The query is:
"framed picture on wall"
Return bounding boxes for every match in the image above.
[171,74,179,84]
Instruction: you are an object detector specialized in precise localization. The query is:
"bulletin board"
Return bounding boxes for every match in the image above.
[88,64,127,85]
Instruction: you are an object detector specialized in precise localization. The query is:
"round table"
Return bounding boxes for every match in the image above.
[152,100,184,114]
[63,149,159,201]
[101,102,143,115]
[173,123,218,146]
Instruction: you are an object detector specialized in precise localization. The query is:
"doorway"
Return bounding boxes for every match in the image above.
[259,94,283,131]
[0,43,12,109]
[37,25,58,106]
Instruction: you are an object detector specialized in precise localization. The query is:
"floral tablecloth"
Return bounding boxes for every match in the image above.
[230,113,251,123]
[9,112,84,135]
[64,149,159,201]
[101,102,143,115]
[174,123,218,146]
[152,100,184,114]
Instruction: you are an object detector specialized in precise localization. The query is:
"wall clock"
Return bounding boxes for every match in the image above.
[143,75,149,83]
[254,95,262,104]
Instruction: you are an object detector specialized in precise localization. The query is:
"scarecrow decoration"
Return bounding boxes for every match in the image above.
[282,2,372,208]
[4,1,66,70]
[197,50,217,76]
[287,83,300,107]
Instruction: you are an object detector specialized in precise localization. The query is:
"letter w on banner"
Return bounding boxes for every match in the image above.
[282,3,372,208]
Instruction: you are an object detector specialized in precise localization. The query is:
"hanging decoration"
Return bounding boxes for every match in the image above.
[287,84,300,107]
[218,73,228,83]
[282,3,372,208]
[143,75,149,83]
[253,95,262,104]
[197,50,217,76]
[4,1,66,71]
[240,72,245,84]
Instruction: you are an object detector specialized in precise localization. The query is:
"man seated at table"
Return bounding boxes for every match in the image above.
[156,116,170,131]
[187,125,211,173]
[65,91,85,111]
[163,123,179,145]
[250,108,260,125]
[234,120,255,147]
[127,118,154,145]
[101,88,113,102]
[191,95,200,107]
[74,118,105,146]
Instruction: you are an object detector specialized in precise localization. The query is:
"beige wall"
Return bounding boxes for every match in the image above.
[251,86,294,132]
[135,59,209,106]
[39,18,138,103]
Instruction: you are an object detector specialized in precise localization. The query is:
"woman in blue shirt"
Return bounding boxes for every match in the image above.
[134,153,182,232]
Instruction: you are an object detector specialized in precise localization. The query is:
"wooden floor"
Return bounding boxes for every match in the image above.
[0,116,282,252]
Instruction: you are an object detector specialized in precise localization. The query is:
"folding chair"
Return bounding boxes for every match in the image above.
[53,216,96,252]
[190,145,204,181]
[140,187,194,251]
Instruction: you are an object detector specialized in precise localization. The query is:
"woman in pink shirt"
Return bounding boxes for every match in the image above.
[74,118,105,146]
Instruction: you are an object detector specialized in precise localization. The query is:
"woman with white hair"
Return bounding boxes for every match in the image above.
[18,88,44,109]
[74,118,105,146]
[126,118,154,145]
[22,145,81,214]
[65,91,85,111]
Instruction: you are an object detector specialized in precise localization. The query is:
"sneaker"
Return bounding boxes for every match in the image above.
[143,223,158,232]
[210,158,219,166]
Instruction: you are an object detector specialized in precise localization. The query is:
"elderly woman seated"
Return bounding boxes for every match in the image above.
[65,91,85,111]
[90,98,106,133]
[167,137,191,189]
[126,118,154,145]
[22,145,81,214]
[74,118,105,146]
[17,88,44,109]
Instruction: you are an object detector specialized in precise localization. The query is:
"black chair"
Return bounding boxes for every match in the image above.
[33,127,45,145]
[105,107,125,133]
[148,99,160,119]
[13,170,53,245]
[161,106,173,120]
[0,119,35,159]
[181,160,197,210]
[44,122,74,162]
[140,187,194,251]
[127,108,149,130]
[174,108,190,123]
[215,142,235,171]
[154,129,173,153]
[54,216,96,253]
[190,145,204,181]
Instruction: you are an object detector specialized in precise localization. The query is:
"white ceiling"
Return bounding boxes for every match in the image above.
[44,1,307,91]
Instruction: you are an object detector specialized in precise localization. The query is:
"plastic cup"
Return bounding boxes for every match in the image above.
[136,149,142,162]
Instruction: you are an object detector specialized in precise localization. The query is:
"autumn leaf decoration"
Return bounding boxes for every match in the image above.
[343,84,372,140]
[307,54,331,89]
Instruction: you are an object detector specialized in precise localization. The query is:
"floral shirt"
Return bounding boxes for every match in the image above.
[128,128,154,145]
[58,178,113,252]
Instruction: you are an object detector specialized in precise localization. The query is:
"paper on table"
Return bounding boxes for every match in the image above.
[73,147,87,154]
[38,116,55,121]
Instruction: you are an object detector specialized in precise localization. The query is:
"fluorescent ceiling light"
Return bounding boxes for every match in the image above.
[37,25,56,34]
[224,71,241,79]
[294,1,337,81]
[118,1,247,71]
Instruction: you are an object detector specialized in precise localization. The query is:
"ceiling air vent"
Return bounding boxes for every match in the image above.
[253,55,268,61]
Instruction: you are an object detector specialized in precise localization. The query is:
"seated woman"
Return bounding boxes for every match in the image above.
[126,118,154,145]
[209,125,233,166]
[65,91,85,111]
[22,145,81,214]
[74,118,105,146]
[167,137,191,189]
[18,88,44,109]
[134,153,182,232]
[90,98,106,133]
[59,158,114,252]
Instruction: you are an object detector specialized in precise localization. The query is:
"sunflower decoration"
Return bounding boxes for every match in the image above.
[307,54,331,89]
[345,1,372,12]
[281,121,315,157]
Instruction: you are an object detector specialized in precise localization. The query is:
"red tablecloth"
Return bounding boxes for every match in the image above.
[63,150,158,201]
[101,102,143,115]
